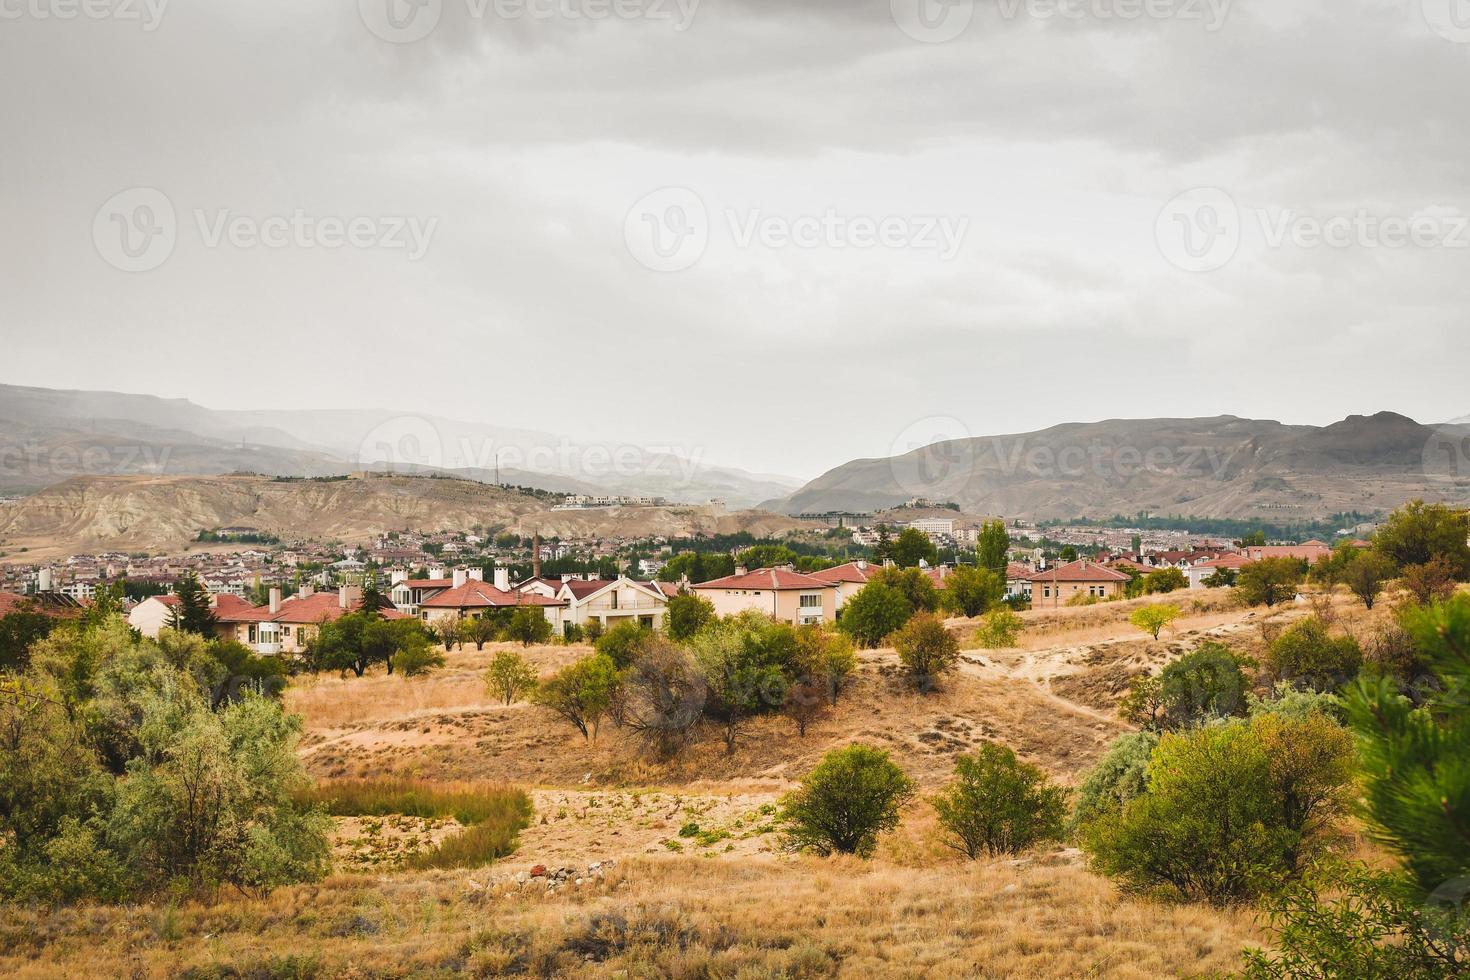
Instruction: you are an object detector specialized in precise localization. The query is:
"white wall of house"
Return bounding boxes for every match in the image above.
[127,596,175,638]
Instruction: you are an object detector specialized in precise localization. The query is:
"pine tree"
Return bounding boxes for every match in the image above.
[167,572,217,636]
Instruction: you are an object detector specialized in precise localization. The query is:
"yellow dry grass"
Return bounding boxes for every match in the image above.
[0,853,1263,979]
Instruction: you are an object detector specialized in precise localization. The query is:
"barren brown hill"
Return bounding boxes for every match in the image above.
[0,473,820,560]
[772,411,1470,520]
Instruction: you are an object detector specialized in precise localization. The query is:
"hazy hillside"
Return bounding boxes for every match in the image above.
[770,412,1470,521]
[0,473,819,559]
[0,384,803,505]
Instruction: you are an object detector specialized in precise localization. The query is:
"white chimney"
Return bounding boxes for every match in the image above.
[468,568,484,581]
[339,585,350,609]
[391,570,407,585]
[494,567,510,591]
[735,565,748,576]
[38,568,52,592]
[269,587,281,614]
[856,560,867,570]
[430,565,446,580]
[452,569,468,588]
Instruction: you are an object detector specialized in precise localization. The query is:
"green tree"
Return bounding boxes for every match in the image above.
[892,612,960,692]
[391,635,445,676]
[0,603,54,673]
[1202,567,1238,588]
[1070,731,1158,830]
[892,527,938,568]
[977,520,1010,577]
[1121,641,1252,729]
[664,593,715,641]
[838,583,912,648]
[484,649,539,705]
[1401,556,1456,606]
[1237,557,1304,607]
[1143,567,1187,594]
[793,625,856,705]
[870,565,940,613]
[973,607,1024,649]
[1267,618,1362,692]
[1372,499,1470,579]
[736,544,799,569]
[1129,603,1180,640]
[463,615,500,650]
[1339,551,1397,609]
[779,745,915,857]
[1059,546,1079,562]
[657,551,735,584]
[533,654,620,741]
[1245,595,1470,976]
[505,606,553,647]
[1349,596,1470,890]
[1082,713,1353,905]
[931,743,1067,858]
[167,572,217,636]
[943,566,1004,618]
[595,619,652,668]
[690,614,793,754]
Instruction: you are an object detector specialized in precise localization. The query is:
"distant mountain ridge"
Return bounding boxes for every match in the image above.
[0,384,802,507]
[766,412,1470,521]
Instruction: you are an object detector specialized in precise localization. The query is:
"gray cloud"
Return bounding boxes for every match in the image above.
[0,0,1465,479]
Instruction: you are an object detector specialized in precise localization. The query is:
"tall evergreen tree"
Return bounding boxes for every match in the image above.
[167,572,217,636]
[977,520,1010,577]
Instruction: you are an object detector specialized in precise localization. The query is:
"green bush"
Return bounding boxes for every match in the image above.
[595,620,652,669]
[484,649,539,705]
[1070,731,1158,830]
[391,637,446,677]
[1267,618,1362,692]
[838,583,912,648]
[931,743,1066,858]
[1120,642,1254,730]
[972,608,1024,649]
[664,593,715,641]
[942,566,1004,618]
[780,745,914,857]
[891,612,959,692]
[0,620,330,904]
[1081,713,1353,905]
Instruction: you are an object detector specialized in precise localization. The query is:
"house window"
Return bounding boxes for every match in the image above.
[799,594,822,608]
[610,591,618,610]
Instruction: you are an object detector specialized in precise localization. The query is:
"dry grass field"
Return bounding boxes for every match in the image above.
[4,585,1403,978]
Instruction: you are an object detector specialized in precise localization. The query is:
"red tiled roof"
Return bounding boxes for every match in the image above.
[647,581,682,598]
[420,580,565,609]
[1198,553,1252,569]
[560,579,618,600]
[215,592,410,624]
[1025,560,1131,583]
[807,561,885,586]
[1005,563,1034,580]
[693,568,836,591]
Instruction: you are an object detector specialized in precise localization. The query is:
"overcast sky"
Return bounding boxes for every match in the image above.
[2,0,1467,479]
